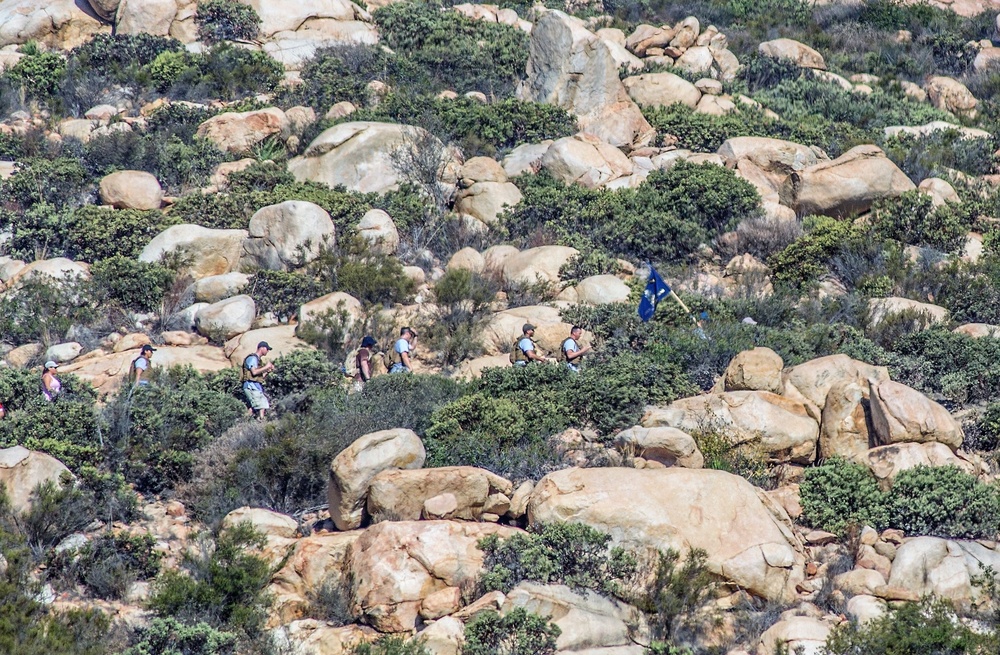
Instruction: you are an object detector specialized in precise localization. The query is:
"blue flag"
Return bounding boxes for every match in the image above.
[638,265,671,322]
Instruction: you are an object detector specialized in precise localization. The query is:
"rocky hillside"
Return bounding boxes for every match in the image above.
[2,0,1000,653]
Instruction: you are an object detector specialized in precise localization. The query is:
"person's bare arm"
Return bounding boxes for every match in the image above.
[401,350,412,368]
[527,348,547,362]
[250,362,274,376]
[134,367,144,383]
[566,345,591,362]
[361,357,372,380]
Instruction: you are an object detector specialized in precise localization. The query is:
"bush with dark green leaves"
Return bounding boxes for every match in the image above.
[90,256,176,313]
[638,548,716,645]
[246,270,320,322]
[49,532,161,600]
[373,2,528,97]
[891,328,1000,404]
[1,157,89,211]
[147,522,274,636]
[69,33,183,82]
[504,163,760,263]
[102,366,246,494]
[3,48,66,103]
[479,522,637,597]
[768,216,867,291]
[463,608,560,655]
[196,0,262,43]
[308,236,416,308]
[342,94,577,156]
[870,190,970,253]
[0,397,102,477]
[417,268,500,368]
[886,465,1000,539]
[800,458,889,534]
[350,636,431,655]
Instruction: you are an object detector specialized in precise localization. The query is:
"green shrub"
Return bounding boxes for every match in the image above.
[91,256,175,313]
[373,2,528,97]
[196,0,262,43]
[882,130,996,182]
[246,270,320,322]
[287,44,410,110]
[9,479,97,554]
[800,458,889,534]
[1,157,88,211]
[418,268,499,368]
[870,190,971,252]
[50,532,161,600]
[892,328,1000,403]
[463,608,560,655]
[69,33,182,83]
[823,597,988,655]
[308,236,415,307]
[263,349,341,400]
[124,617,237,655]
[638,548,716,644]
[4,50,66,102]
[479,522,637,597]
[504,163,760,263]
[102,366,245,494]
[887,465,1000,539]
[344,94,577,156]
[643,102,772,151]
[148,522,273,635]
[768,216,867,291]
[0,398,102,475]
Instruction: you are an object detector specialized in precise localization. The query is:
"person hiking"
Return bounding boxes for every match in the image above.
[389,327,417,374]
[510,323,547,366]
[41,361,61,401]
[351,335,378,391]
[561,325,591,372]
[241,341,275,421]
[128,344,157,387]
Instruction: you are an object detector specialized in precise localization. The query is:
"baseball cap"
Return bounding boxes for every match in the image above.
[140,344,157,353]
[361,336,377,348]
[522,323,536,333]
[44,360,58,369]
[257,341,272,350]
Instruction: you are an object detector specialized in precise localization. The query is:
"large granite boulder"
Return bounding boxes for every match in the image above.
[869,379,963,450]
[614,426,704,468]
[0,0,106,49]
[758,38,826,69]
[527,467,805,602]
[140,224,248,279]
[195,295,256,340]
[366,466,513,522]
[196,107,290,155]
[718,347,784,394]
[781,354,890,420]
[98,170,163,210]
[0,446,72,513]
[622,72,702,109]
[887,537,1000,612]
[288,122,458,195]
[779,145,915,218]
[242,201,335,271]
[642,391,819,463]
[518,9,652,147]
[327,428,425,531]
[540,133,633,188]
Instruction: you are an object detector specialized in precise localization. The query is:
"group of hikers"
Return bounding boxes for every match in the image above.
[9,323,591,424]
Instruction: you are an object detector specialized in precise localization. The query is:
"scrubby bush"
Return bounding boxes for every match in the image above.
[479,522,637,597]
[246,270,319,322]
[882,130,996,182]
[309,236,415,308]
[870,190,970,252]
[344,94,577,156]
[147,522,273,635]
[887,465,1000,539]
[351,636,431,655]
[638,548,716,645]
[463,608,560,655]
[800,458,889,534]
[418,268,499,368]
[768,215,867,291]
[1,157,89,211]
[103,366,246,494]
[3,48,66,103]
[824,596,989,654]
[68,33,183,83]
[505,163,760,263]
[50,532,161,600]
[8,479,98,554]
[91,257,176,313]
[124,617,237,655]
[196,0,262,43]
[373,2,528,97]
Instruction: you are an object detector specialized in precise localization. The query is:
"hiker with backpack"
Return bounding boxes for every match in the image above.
[510,323,548,367]
[346,335,378,391]
[242,341,275,421]
[128,344,157,386]
[389,327,417,374]
[561,326,591,372]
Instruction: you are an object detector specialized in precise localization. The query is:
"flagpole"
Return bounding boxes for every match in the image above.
[668,290,700,326]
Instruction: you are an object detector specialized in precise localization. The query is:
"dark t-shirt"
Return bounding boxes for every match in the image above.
[354,347,372,382]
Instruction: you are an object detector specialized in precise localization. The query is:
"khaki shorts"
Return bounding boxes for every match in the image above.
[244,385,270,410]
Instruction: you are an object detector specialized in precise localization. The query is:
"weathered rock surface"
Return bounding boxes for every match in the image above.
[503,582,650,651]
[197,107,290,154]
[223,507,298,539]
[818,380,871,462]
[868,296,949,329]
[269,532,361,624]
[296,291,364,337]
[98,170,163,210]
[575,275,631,304]
[357,209,400,254]
[866,442,974,486]
[540,134,633,188]
[518,9,652,147]
[224,325,310,366]
[758,38,826,69]
[756,617,832,655]
[622,72,702,109]
[348,520,520,631]
[328,428,426,531]
[719,347,784,394]
[0,446,72,513]
[59,345,230,393]
[781,354,890,419]
[614,426,704,468]
[501,245,579,286]
[643,391,819,463]
[289,122,458,195]
[527,467,805,602]
[887,537,1000,611]
[243,201,335,271]
[868,379,963,450]
[195,295,256,339]
[192,272,251,303]
[0,0,106,49]
[366,466,513,522]
[140,224,248,279]
[779,145,915,217]
[925,76,978,118]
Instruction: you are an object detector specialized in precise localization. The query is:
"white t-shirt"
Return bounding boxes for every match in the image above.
[518,337,535,354]
[561,338,578,355]
[394,338,411,355]
[134,356,149,372]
